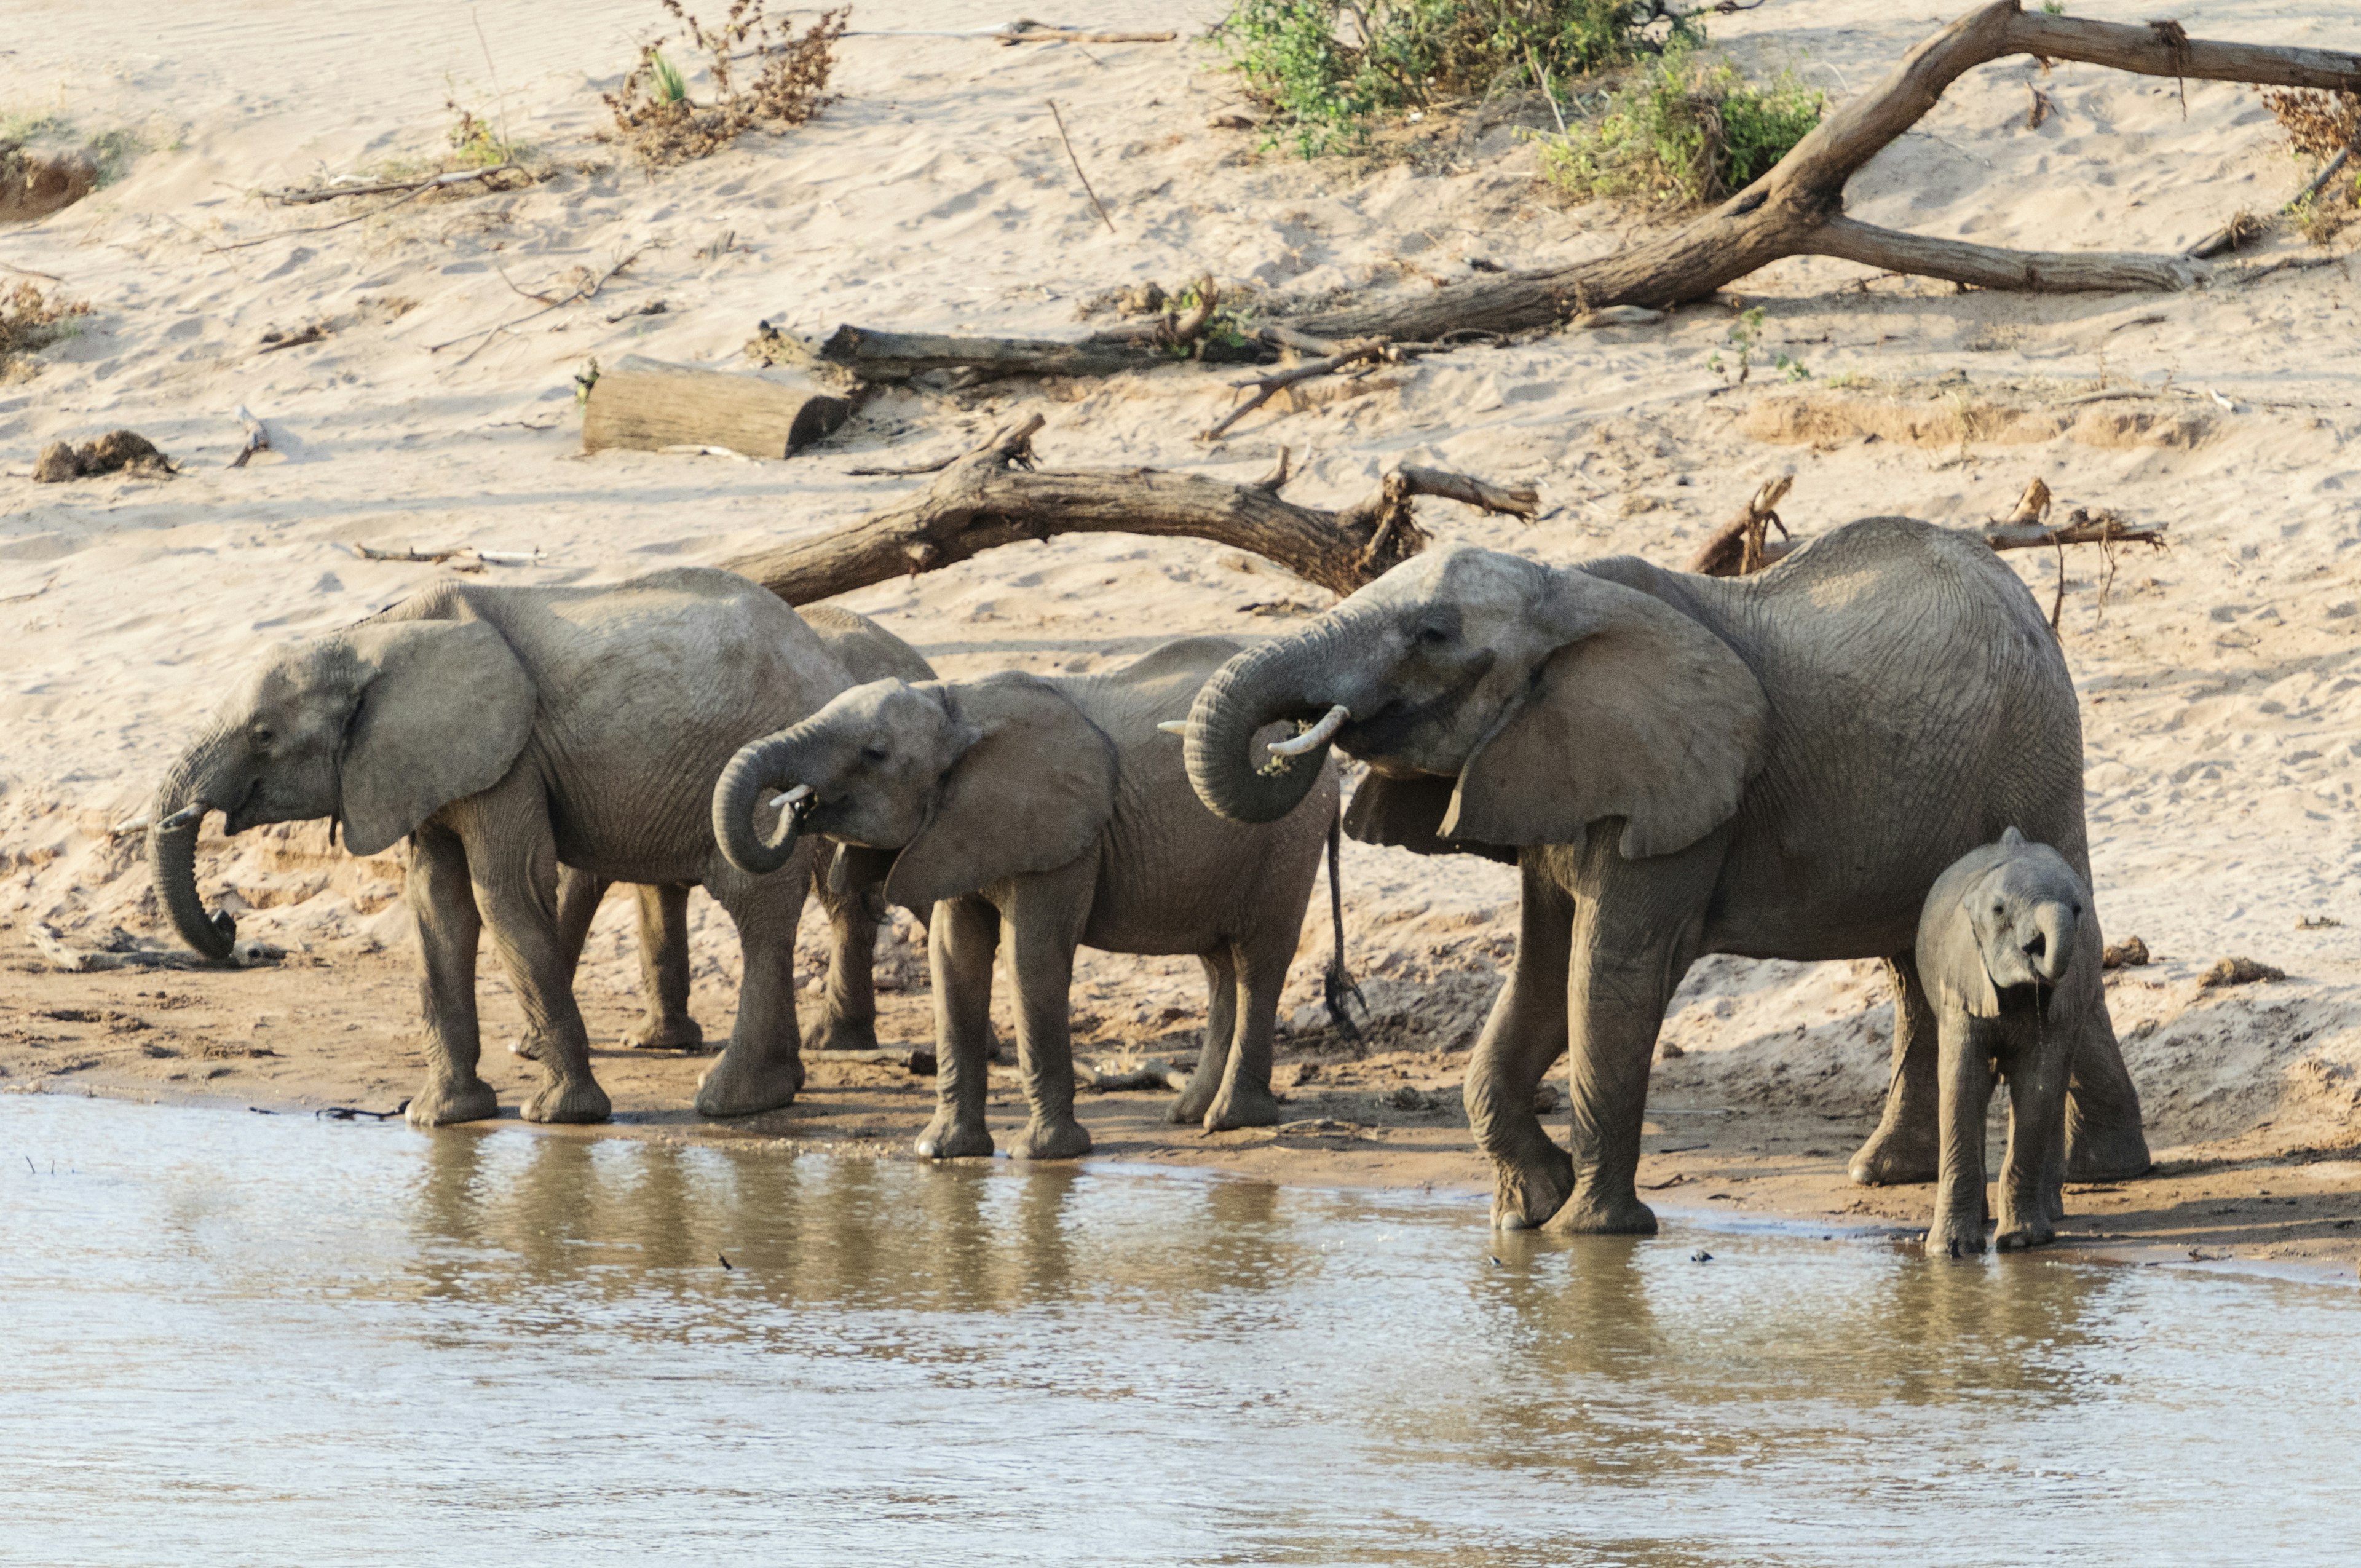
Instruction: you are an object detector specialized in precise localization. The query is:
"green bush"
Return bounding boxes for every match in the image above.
[1217,0,1696,157]
[1533,39,1822,208]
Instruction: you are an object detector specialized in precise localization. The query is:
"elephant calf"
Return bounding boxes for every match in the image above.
[1918,828,2094,1256]
[713,637,1344,1158]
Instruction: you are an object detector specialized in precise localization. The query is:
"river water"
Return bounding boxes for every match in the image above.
[3,1092,2355,1566]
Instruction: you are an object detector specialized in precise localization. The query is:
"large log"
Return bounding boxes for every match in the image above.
[721,418,1540,603]
[1291,2,2361,339]
[582,355,851,458]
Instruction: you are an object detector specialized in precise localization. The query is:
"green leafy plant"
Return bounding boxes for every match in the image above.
[650,50,690,104]
[1532,38,1822,208]
[1217,0,1694,158]
[1707,305,1768,383]
[2039,1,2065,15]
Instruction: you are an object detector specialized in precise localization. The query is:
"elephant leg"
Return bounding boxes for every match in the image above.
[628,883,705,1051]
[1168,952,1237,1126]
[1204,930,1289,1132]
[456,787,609,1126]
[1996,1012,2071,1251]
[1540,831,1722,1238]
[694,852,812,1117]
[1001,860,1097,1161]
[1468,856,1578,1231]
[2060,921,2150,1179]
[1849,951,1943,1186]
[402,820,499,1128]
[808,858,883,1054]
[918,894,999,1159]
[1925,1012,1996,1257]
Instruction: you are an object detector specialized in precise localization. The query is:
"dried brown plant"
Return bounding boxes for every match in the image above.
[603,0,847,167]
[0,280,90,372]
[2260,87,2361,162]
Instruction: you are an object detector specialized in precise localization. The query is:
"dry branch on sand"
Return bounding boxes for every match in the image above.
[1286,2,2361,340]
[719,417,1539,603]
[581,355,851,457]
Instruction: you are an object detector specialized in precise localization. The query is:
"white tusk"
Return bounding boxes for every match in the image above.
[158,804,206,831]
[769,785,814,811]
[111,816,152,839]
[1156,719,1189,736]
[1268,705,1350,758]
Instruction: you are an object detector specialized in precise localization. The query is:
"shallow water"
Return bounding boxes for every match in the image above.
[3,1094,2355,1566]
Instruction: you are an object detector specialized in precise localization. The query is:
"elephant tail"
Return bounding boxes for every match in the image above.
[1320,801,1365,1040]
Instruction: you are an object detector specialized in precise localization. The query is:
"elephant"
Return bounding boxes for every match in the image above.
[1173,515,2150,1233]
[1916,828,2094,1256]
[548,603,938,1056]
[148,567,885,1128]
[710,636,1348,1158]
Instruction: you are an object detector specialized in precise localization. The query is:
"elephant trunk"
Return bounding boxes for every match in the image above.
[712,732,810,876]
[1184,615,1366,825]
[2030,901,2076,986]
[149,730,239,962]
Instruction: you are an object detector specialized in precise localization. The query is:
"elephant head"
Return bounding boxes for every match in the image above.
[1179,542,1771,861]
[713,674,1118,909]
[1924,827,2086,1016]
[149,620,536,959]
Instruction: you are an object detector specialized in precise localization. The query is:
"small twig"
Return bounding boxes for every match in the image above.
[847,452,963,477]
[256,323,328,354]
[0,259,64,282]
[1046,100,1116,235]
[429,244,651,359]
[261,163,524,207]
[348,542,543,569]
[229,404,271,469]
[0,572,58,605]
[1203,339,1390,441]
[1526,45,1568,136]
[2049,528,2068,632]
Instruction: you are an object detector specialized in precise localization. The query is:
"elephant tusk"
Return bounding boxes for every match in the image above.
[1156,719,1189,736]
[111,816,152,839]
[768,785,815,812]
[158,804,206,831]
[1267,705,1350,759]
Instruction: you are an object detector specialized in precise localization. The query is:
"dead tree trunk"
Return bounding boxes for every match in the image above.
[1292,2,2361,339]
[719,419,1540,603]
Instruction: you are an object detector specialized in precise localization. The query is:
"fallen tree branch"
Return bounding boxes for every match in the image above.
[1686,475,1796,575]
[1692,475,2161,577]
[1284,2,2361,339]
[1203,338,1390,441]
[261,164,528,206]
[721,417,1537,602]
[349,543,545,569]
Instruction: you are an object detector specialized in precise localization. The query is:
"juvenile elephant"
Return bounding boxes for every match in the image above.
[1176,517,2149,1233]
[149,568,874,1127]
[550,604,938,1055]
[1918,828,2094,1256]
[711,637,1345,1157]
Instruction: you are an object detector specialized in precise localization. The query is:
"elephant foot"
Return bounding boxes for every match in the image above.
[915,1108,994,1160]
[1008,1116,1092,1161]
[1167,1071,1220,1125]
[1539,1185,1659,1237]
[694,1047,804,1118]
[2065,1115,2151,1182]
[1848,1117,1939,1187]
[1201,1083,1282,1133]
[1924,1213,1989,1258]
[1993,1215,2055,1252]
[805,1011,878,1055]
[1487,1142,1577,1231]
[627,1014,705,1052]
[405,1074,499,1128]
[523,1073,612,1125]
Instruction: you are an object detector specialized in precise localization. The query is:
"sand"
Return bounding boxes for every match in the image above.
[1,0,2355,1271]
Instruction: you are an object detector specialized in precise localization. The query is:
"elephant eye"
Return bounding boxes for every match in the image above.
[253,726,275,745]
[860,745,888,764]
[1414,625,1451,647]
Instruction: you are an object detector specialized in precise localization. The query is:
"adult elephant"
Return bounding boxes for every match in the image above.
[1176,517,2149,1233]
[148,568,872,1127]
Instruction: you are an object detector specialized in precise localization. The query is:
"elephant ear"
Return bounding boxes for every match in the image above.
[337,620,537,856]
[1922,881,2004,1020]
[884,676,1117,909]
[1345,771,1519,864]
[1441,576,1770,859]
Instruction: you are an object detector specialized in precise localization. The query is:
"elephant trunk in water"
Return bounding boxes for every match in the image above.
[148,727,240,962]
[712,732,811,876]
[1184,614,1364,825]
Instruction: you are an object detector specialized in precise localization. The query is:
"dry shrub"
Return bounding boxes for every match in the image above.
[2260,87,2361,162]
[0,280,89,371]
[604,0,847,166]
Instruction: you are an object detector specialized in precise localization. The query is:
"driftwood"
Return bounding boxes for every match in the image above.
[1286,2,2361,339]
[1685,475,1795,574]
[349,544,544,570]
[1691,474,2163,579]
[721,418,1539,603]
[582,355,852,458]
[261,164,528,205]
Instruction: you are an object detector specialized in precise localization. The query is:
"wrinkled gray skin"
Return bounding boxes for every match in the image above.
[713,637,1337,1158]
[149,568,872,1127]
[557,604,938,1055]
[1179,517,2149,1233]
[1917,828,2091,1256]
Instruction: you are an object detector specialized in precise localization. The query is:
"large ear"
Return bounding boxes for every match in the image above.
[884,676,1117,909]
[1922,881,2004,1020]
[1441,576,1770,858]
[1345,771,1519,864]
[337,621,537,855]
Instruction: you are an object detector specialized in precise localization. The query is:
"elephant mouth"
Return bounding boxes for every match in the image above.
[219,778,266,836]
[1336,654,1496,761]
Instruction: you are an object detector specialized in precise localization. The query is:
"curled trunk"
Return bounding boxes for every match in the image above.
[1184,620,1356,825]
[2032,904,2076,986]
[148,737,237,962]
[712,734,808,876]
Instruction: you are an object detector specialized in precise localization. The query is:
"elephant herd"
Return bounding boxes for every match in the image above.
[148,515,2153,1251]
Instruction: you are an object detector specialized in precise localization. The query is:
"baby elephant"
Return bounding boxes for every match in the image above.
[711,637,1344,1159]
[1918,827,2097,1255]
